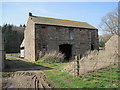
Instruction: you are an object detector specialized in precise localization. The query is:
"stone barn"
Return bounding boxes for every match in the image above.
[24,13,99,61]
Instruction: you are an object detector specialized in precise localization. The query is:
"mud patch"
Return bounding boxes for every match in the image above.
[2,71,51,89]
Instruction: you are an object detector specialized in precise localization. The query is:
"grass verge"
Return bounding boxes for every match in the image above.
[35,62,119,88]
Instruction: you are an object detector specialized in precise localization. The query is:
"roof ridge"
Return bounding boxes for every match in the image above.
[31,15,85,23]
[30,15,97,29]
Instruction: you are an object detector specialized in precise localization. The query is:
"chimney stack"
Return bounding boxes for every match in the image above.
[29,12,32,16]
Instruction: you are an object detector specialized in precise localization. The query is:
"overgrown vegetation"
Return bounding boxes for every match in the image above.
[37,51,64,63]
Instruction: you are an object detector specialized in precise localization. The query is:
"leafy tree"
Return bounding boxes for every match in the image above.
[20,24,22,27]
[23,24,26,28]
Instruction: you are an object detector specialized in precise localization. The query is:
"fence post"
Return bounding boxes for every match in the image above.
[75,55,79,76]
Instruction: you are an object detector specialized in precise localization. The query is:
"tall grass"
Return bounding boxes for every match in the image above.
[63,50,118,75]
[63,35,119,75]
[37,51,64,63]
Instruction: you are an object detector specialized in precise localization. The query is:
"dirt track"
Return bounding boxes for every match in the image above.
[3,71,51,89]
[2,56,52,89]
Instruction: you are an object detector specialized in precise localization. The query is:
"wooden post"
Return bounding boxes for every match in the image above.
[75,55,79,76]
[74,55,75,78]
[79,54,82,74]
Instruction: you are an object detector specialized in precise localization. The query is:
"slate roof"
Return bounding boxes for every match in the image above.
[30,15,97,29]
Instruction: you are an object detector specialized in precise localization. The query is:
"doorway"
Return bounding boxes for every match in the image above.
[59,44,72,61]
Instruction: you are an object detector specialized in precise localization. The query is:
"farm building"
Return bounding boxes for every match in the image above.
[20,39,24,58]
[0,30,5,70]
[24,13,99,61]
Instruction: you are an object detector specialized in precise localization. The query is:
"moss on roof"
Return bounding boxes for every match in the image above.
[31,15,97,29]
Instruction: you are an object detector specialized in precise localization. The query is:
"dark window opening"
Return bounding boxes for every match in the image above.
[59,44,72,61]
[20,47,24,49]
[41,26,46,28]
[42,45,47,51]
[69,29,74,40]
[91,44,94,50]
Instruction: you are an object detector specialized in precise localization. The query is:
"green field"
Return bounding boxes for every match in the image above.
[35,62,119,88]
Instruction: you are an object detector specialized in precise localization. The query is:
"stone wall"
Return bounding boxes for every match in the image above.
[35,24,99,61]
[105,35,119,55]
[24,17,36,61]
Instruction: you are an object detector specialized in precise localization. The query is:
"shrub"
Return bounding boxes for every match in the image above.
[37,51,64,63]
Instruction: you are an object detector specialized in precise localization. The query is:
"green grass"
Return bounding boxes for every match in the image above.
[45,69,119,88]
[88,68,119,80]
[34,62,67,69]
[35,62,119,88]
[6,53,20,57]
[4,55,119,88]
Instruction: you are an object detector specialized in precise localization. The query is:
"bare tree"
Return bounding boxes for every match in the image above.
[99,8,119,35]
[99,34,112,47]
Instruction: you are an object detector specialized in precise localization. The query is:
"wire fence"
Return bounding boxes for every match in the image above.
[74,55,119,83]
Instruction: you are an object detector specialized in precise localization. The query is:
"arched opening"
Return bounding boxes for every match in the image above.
[59,44,72,61]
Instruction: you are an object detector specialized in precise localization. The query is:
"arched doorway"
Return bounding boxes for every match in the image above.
[59,44,72,61]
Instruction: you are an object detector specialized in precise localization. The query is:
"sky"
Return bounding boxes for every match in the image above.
[1,2,118,35]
